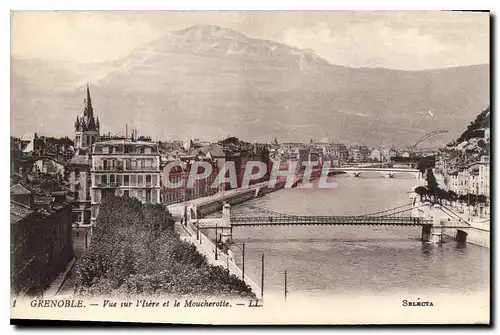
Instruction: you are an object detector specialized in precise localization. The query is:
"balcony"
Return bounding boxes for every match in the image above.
[92,165,159,171]
[95,182,119,188]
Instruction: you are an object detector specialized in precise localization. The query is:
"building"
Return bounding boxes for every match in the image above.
[162,158,220,204]
[32,157,65,177]
[484,128,490,142]
[359,146,370,162]
[67,85,100,226]
[159,140,184,154]
[67,155,92,227]
[447,166,470,196]
[10,185,74,296]
[162,163,188,204]
[90,137,162,224]
[468,155,490,199]
[400,151,411,158]
[369,148,382,162]
[322,143,349,161]
[21,133,44,154]
[350,148,361,162]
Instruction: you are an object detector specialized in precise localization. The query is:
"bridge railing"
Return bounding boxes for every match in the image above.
[230,214,433,226]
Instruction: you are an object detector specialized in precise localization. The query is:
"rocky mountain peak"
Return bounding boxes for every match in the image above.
[172,24,250,42]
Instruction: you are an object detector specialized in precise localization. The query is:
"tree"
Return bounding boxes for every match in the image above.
[448,190,458,202]
[74,195,254,299]
[417,157,435,175]
[477,194,487,204]
[468,193,477,206]
[414,186,427,202]
[435,188,450,205]
[425,168,438,203]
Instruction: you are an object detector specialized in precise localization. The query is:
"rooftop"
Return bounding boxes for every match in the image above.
[10,201,35,225]
[68,155,90,166]
[11,183,31,195]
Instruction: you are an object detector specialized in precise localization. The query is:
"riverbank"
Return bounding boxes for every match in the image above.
[414,200,490,248]
[174,221,261,296]
[166,181,285,297]
[167,180,286,219]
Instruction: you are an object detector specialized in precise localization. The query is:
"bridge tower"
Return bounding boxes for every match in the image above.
[220,203,233,243]
[421,204,443,243]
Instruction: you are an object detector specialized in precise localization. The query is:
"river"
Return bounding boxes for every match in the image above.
[208,174,490,300]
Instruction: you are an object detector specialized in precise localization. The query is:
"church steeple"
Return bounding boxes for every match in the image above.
[84,84,94,119]
[74,84,100,153]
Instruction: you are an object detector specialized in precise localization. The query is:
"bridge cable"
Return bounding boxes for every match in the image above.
[357,203,414,217]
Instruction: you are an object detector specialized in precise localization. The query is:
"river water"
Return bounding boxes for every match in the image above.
[210,175,490,299]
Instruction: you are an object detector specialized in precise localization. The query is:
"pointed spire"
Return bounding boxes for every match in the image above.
[86,84,91,107]
[83,84,93,119]
[96,116,100,128]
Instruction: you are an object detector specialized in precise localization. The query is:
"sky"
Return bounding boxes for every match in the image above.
[11,11,489,70]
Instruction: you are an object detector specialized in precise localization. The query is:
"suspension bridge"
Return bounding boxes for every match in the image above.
[189,202,471,243]
[228,203,429,227]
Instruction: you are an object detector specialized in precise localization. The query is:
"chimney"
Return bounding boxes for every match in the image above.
[20,166,28,185]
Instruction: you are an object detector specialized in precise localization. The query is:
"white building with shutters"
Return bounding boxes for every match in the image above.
[90,137,162,224]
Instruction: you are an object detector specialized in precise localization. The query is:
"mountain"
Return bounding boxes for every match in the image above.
[11,24,490,147]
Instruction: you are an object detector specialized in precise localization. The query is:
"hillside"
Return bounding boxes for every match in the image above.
[11,25,490,147]
[456,105,491,143]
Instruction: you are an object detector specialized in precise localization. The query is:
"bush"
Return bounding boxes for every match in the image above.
[74,195,254,299]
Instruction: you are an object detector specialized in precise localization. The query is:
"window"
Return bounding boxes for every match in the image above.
[102,146,109,154]
[124,175,129,186]
[74,183,80,199]
[124,145,130,153]
[146,190,151,203]
[110,174,115,183]
[124,190,130,197]
[102,175,107,184]
[146,175,152,183]
[72,213,82,224]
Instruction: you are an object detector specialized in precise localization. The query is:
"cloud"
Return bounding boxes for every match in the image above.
[11,11,489,70]
[281,12,489,70]
[12,12,163,62]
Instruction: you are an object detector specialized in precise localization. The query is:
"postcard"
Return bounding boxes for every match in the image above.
[10,10,490,325]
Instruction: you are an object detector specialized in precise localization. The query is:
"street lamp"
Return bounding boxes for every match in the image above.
[215,223,218,261]
[229,241,246,281]
[195,219,199,240]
